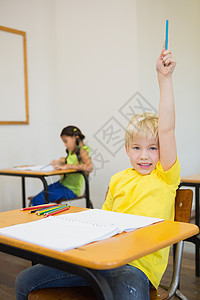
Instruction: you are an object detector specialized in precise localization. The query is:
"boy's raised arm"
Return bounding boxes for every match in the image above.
[156,46,177,171]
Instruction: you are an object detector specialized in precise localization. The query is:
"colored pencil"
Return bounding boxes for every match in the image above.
[36,205,66,216]
[21,203,59,211]
[36,205,67,216]
[29,205,67,214]
[29,208,48,214]
[44,206,70,217]
[30,205,65,215]
[165,20,169,50]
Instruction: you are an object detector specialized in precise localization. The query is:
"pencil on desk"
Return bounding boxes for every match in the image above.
[29,205,65,214]
[44,206,70,217]
[36,204,66,216]
[29,208,46,214]
[36,205,67,216]
[41,205,69,216]
[21,203,59,211]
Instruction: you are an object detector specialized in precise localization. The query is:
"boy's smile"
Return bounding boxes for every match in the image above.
[125,136,160,175]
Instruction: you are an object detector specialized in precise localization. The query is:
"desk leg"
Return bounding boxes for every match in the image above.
[21,177,26,208]
[87,269,114,300]
[195,186,200,277]
[195,186,200,227]
[39,176,49,204]
[85,175,91,208]
[195,244,200,277]
[81,172,92,208]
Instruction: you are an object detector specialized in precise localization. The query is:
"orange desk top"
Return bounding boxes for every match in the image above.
[0,207,198,270]
[181,174,200,184]
[0,168,77,176]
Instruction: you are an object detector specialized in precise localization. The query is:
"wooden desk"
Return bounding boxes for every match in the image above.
[0,168,90,208]
[0,207,198,300]
[180,174,200,276]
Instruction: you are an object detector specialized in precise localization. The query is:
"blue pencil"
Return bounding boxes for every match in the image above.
[165,20,169,50]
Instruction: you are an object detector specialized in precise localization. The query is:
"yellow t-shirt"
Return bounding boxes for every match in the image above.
[102,158,181,288]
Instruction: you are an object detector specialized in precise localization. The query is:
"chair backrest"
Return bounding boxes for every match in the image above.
[174,189,193,223]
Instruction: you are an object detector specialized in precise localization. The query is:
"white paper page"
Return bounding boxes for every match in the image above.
[59,209,163,232]
[0,217,118,252]
[14,164,55,171]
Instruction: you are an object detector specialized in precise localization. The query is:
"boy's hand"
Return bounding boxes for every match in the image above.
[156,45,176,77]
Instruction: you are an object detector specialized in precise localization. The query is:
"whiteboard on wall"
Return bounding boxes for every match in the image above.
[0,26,29,125]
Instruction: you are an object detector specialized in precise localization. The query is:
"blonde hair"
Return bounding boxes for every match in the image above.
[125,113,159,148]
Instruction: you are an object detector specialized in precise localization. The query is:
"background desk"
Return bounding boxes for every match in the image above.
[0,207,198,300]
[0,168,90,208]
[180,174,200,276]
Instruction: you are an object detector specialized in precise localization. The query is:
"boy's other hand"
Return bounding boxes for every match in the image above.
[156,44,176,77]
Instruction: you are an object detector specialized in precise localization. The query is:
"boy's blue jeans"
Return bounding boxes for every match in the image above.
[15,264,150,300]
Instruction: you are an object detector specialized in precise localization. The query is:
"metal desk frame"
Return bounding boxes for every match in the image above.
[0,170,91,208]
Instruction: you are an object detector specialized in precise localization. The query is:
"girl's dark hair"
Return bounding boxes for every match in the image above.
[60,126,85,140]
[61,126,85,163]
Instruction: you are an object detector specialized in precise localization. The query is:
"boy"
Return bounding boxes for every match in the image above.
[15,46,180,300]
[102,46,180,296]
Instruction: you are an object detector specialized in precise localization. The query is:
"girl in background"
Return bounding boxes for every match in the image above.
[31,126,93,206]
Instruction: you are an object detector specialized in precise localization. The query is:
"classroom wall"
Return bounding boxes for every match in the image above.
[0,0,199,212]
[0,0,137,211]
[137,0,200,176]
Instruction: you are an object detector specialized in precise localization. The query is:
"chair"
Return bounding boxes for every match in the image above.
[150,188,193,300]
[28,189,193,300]
[54,172,93,209]
[28,171,93,209]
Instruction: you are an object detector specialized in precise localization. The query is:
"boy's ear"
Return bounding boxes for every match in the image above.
[125,144,130,157]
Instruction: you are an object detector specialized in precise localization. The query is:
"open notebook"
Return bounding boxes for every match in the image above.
[0,209,163,252]
[14,164,55,172]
